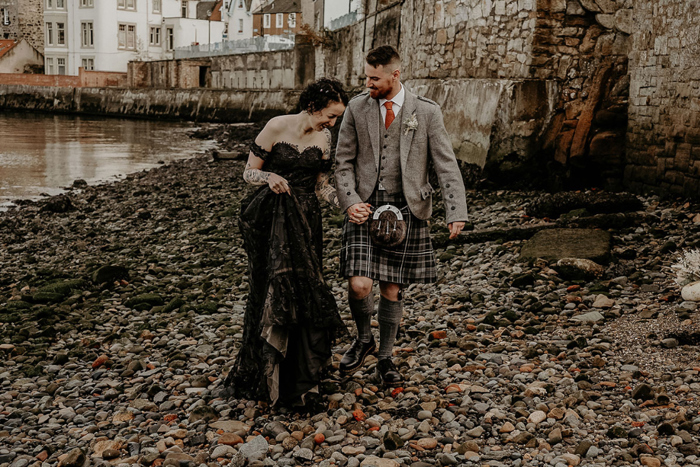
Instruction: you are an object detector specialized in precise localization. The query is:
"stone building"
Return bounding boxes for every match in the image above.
[0,0,44,53]
[252,0,303,36]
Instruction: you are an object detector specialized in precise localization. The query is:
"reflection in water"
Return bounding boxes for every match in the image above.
[0,112,215,206]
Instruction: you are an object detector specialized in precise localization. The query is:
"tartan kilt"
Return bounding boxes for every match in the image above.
[340,190,437,284]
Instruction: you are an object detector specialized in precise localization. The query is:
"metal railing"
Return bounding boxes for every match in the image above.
[173,35,295,59]
[329,11,358,31]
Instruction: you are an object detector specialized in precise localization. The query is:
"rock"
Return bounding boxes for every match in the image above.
[554,258,604,280]
[101,449,120,460]
[499,422,515,433]
[528,410,547,424]
[383,431,404,450]
[519,229,611,264]
[58,449,85,467]
[341,446,366,456]
[560,453,580,466]
[189,405,219,423]
[238,435,268,461]
[526,192,642,218]
[41,194,74,213]
[360,457,399,467]
[681,281,700,301]
[211,445,235,458]
[574,440,593,456]
[92,265,129,284]
[631,384,654,401]
[219,433,244,446]
[210,420,250,433]
[294,448,314,461]
[570,311,605,323]
[657,423,675,436]
[416,438,438,449]
[614,8,633,34]
[661,338,678,349]
[592,295,615,308]
[640,457,661,467]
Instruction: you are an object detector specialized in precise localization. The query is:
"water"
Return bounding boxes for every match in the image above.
[0,112,216,208]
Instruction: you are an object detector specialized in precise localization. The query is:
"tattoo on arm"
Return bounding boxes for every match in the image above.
[243,162,271,185]
[316,172,339,207]
[323,129,332,160]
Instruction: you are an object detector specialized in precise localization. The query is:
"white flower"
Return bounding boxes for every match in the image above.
[403,114,418,135]
[671,248,700,286]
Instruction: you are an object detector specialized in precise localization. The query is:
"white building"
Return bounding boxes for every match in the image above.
[224,0,261,40]
[43,0,227,75]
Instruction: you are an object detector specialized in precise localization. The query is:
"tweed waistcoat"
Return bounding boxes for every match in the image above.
[377,105,403,194]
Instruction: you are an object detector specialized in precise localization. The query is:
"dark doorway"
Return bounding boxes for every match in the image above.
[199,66,210,87]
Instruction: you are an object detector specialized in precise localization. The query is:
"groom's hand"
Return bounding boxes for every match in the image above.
[448,222,465,239]
[348,203,372,224]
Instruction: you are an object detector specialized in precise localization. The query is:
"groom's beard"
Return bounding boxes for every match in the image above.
[369,88,391,100]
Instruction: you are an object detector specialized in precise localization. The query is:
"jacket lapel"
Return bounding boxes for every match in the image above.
[367,97,381,169]
[399,90,417,173]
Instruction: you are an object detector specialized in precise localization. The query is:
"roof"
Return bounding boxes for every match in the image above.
[253,0,300,15]
[0,40,18,59]
[196,0,224,20]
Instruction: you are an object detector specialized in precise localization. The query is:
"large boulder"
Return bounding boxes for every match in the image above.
[526,192,643,218]
[519,229,611,264]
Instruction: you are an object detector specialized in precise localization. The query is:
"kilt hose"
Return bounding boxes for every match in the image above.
[340,190,437,284]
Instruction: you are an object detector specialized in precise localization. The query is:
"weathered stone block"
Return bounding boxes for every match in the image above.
[519,229,612,264]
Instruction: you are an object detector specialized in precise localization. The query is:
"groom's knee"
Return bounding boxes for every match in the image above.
[349,276,373,300]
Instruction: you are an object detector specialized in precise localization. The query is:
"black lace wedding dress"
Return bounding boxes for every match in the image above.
[224,141,345,406]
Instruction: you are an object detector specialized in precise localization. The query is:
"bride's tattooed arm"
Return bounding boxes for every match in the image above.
[243,162,272,185]
[316,129,339,207]
[316,172,339,207]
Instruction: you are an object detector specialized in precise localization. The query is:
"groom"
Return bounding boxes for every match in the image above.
[335,45,469,385]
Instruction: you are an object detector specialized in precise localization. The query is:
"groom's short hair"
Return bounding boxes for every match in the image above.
[366,45,401,69]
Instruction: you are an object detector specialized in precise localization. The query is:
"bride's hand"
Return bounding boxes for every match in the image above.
[268,173,291,195]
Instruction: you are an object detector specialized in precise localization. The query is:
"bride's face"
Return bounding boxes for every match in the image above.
[310,101,346,131]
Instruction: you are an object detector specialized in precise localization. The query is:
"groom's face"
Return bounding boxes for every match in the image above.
[365,63,399,100]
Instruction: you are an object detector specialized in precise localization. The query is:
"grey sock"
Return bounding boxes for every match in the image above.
[377,296,403,360]
[349,293,375,343]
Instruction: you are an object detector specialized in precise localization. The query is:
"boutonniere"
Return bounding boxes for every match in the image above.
[403,114,418,135]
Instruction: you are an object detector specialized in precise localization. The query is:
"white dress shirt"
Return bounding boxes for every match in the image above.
[379,84,405,127]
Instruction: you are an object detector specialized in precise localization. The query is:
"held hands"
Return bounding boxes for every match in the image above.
[448,222,465,239]
[347,203,373,224]
[268,173,291,195]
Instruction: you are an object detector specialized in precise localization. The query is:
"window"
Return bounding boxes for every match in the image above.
[81,22,94,47]
[237,0,243,7]
[118,23,136,49]
[181,1,188,17]
[118,0,125,7]
[153,0,161,13]
[118,0,135,10]
[46,0,52,9]
[1,9,9,26]
[57,22,65,45]
[82,58,94,71]
[238,18,243,33]
[57,57,66,75]
[263,14,270,28]
[276,13,283,28]
[81,0,94,7]
[288,12,296,28]
[149,26,161,46]
[166,27,174,50]
[46,57,54,74]
[56,0,65,8]
[46,22,54,45]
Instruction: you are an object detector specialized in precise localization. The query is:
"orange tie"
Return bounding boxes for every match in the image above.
[384,101,395,129]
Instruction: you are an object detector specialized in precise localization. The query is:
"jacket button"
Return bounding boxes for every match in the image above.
[449,194,454,198]
[451,206,456,210]
[344,183,349,187]
[347,192,351,195]
[384,134,389,138]
[446,183,451,188]
[383,145,387,149]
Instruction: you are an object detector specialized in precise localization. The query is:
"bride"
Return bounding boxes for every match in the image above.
[222,78,349,408]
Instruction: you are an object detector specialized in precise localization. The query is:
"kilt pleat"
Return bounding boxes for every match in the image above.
[340,191,437,284]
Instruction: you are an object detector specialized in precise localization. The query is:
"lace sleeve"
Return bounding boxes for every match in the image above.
[250,141,270,161]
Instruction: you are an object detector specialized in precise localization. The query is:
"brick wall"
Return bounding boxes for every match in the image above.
[0,69,127,87]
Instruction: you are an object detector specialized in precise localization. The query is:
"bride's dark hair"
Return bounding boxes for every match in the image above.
[299,78,349,114]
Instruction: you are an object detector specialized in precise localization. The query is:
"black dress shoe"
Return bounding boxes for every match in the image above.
[375,359,402,386]
[339,338,376,373]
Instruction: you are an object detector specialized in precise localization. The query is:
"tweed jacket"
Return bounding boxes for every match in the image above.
[335,88,469,224]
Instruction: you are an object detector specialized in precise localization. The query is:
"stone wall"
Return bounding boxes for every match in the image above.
[18,0,43,53]
[0,0,43,53]
[0,85,299,122]
[0,69,127,87]
[625,0,700,196]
